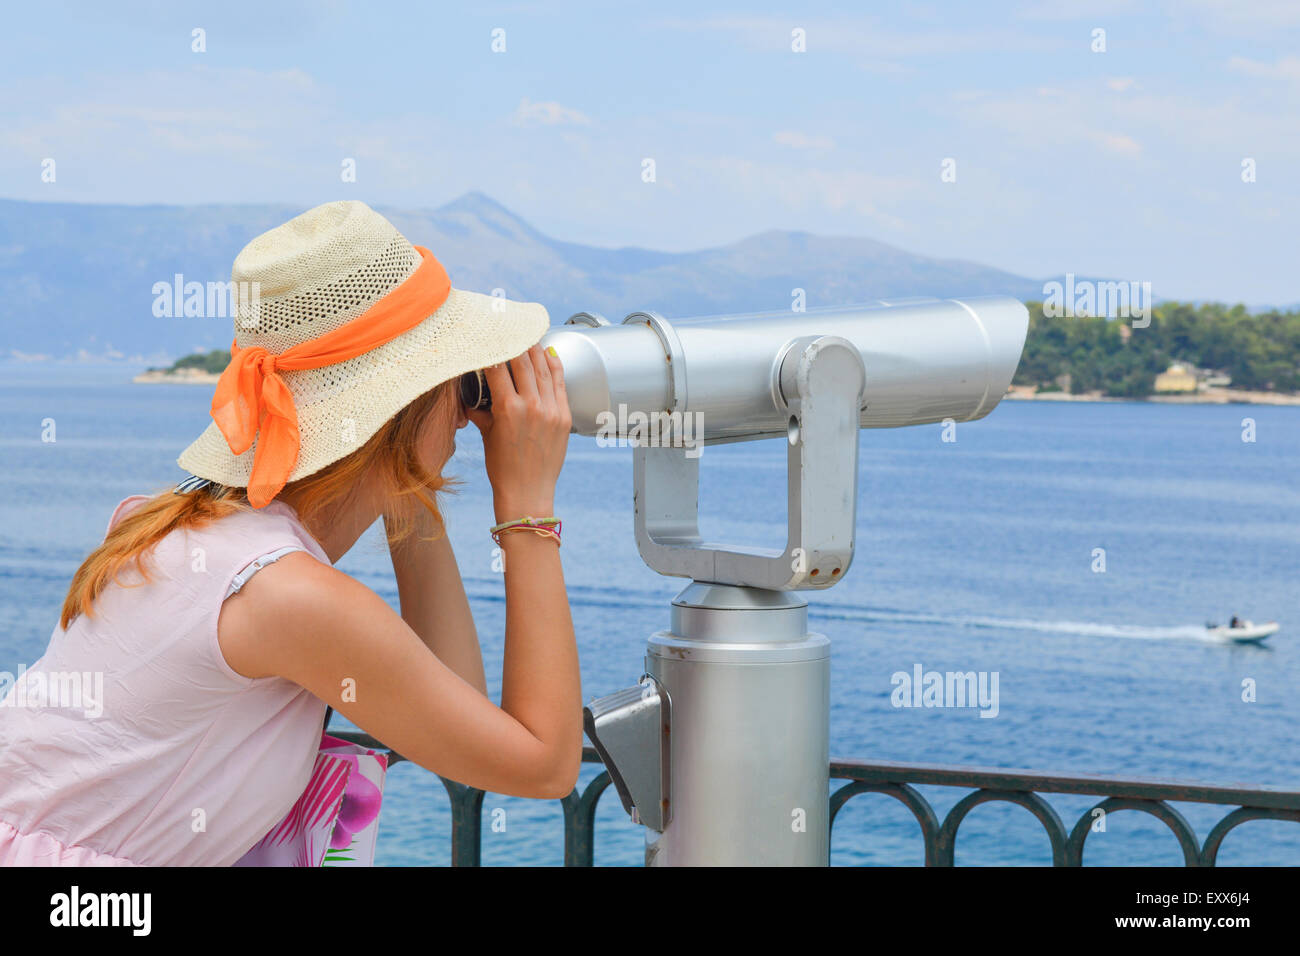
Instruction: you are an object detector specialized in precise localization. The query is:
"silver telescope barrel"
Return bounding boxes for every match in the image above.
[539,295,1029,441]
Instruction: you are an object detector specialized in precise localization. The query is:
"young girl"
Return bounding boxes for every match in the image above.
[0,200,579,866]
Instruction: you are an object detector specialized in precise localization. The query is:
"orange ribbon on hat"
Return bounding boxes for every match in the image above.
[210,245,451,509]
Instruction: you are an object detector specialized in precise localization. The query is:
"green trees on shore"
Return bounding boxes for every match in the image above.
[164,349,230,374]
[1013,302,1300,397]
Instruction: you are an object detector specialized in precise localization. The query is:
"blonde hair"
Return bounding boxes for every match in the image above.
[60,379,460,629]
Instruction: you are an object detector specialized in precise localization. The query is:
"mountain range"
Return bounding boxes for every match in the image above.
[1,192,1100,363]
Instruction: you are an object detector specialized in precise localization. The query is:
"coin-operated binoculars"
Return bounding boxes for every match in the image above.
[538,295,1028,866]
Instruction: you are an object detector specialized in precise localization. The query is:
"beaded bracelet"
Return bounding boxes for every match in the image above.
[490,516,562,547]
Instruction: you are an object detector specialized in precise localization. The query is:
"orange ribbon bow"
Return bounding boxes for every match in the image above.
[210,245,451,509]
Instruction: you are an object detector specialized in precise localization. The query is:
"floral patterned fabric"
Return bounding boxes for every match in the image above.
[234,732,387,867]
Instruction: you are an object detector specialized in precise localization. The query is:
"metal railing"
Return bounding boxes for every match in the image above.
[327,731,1300,866]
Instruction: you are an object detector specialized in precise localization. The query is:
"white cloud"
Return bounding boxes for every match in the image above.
[773,130,835,150]
[510,97,593,127]
[650,15,1052,57]
[951,81,1297,160]
[1093,132,1142,155]
[1227,56,1300,81]
[682,152,920,232]
[1016,0,1139,19]
[1107,77,1136,92]
[1179,0,1300,31]
[1021,0,1300,32]
[0,67,327,170]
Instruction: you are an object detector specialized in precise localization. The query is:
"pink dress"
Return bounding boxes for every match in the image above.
[0,495,332,866]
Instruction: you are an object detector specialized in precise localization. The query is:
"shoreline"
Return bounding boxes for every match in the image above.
[1003,386,1300,407]
[132,368,220,385]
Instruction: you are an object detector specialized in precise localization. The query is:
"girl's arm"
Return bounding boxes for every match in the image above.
[222,552,577,799]
[469,345,581,790]
[385,511,488,697]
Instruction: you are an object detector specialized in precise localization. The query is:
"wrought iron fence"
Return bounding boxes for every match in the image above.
[327,731,1300,866]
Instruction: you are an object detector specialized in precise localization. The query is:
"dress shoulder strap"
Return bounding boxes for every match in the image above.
[225,545,311,599]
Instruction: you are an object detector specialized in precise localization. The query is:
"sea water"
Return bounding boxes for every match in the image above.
[1,363,1297,866]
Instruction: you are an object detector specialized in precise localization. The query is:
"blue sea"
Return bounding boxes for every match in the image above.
[2,362,1298,866]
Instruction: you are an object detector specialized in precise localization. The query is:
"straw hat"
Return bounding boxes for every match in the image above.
[178,200,550,490]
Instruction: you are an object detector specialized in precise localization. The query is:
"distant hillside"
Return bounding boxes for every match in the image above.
[3,192,1069,361]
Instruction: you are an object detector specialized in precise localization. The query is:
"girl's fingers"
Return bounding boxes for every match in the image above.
[545,345,565,387]
[545,346,567,406]
[531,343,552,390]
[508,347,539,401]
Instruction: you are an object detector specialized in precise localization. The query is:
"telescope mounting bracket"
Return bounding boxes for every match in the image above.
[633,333,865,591]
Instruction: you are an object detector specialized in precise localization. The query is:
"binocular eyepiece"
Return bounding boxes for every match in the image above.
[457,369,491,411]
[457,366,517,412]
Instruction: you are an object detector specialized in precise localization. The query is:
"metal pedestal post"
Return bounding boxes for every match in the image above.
[642,582,829,866]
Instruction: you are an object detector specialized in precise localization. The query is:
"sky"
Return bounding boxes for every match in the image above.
[1,0,1297,304]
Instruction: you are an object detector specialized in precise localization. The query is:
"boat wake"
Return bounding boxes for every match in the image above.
[809,605,1229,643]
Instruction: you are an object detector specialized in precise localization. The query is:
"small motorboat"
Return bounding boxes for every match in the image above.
[1205,620,1279,643]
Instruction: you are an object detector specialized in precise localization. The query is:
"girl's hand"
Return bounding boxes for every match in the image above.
[465,344,571,523]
